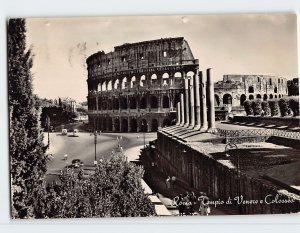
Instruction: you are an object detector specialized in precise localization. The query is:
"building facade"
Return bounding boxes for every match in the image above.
[214,75,288,111]
[86,37,199,132]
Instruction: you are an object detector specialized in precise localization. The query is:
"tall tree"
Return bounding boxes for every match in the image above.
[8,18,47,218]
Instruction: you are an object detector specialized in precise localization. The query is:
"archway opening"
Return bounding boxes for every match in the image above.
[140,119,148,132]
[162,118,171,127]
[223,94,232,104]
[140,96,147,109]
[240,94,246,106]
[215,94,221,107]
[256,94,261,99]
[130,118,137,132]
[249,95,254,100]
[114,119,120,132]
[248,86,254,93]
[130,97,137,109]
[120,97,127,109]
[150,96,158,108]
[263,94,268,101]
[108,118,112,131]
[269,94,273,99]
[121,119,128,132]
[113,98,119,110]
[163,96,170,108]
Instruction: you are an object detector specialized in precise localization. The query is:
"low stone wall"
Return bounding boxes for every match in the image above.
[232,115,300,128]
[144,131,300,215]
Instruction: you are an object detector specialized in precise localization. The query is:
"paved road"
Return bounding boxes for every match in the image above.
[45,131,157,181]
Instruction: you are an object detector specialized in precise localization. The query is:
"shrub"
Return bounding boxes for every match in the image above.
[243,100,253,116]
[288,97,300,116]
[261,101,271,116]
[268,100,279,116]
[251,99,262,116]
[278,98,289,117]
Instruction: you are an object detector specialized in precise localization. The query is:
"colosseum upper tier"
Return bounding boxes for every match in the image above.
[86,37,199,132]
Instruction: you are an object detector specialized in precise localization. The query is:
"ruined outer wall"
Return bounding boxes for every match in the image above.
[86,37,199,132]
[148,131,300,214]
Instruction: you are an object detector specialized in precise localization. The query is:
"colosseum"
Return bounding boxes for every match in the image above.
[214,74,288,112]
[86,37,199,132]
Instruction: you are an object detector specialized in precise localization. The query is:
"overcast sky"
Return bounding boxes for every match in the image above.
[25,13,298,102]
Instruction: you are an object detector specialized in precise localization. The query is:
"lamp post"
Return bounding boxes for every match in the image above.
[94,130,97,166]
[141,121,148,149]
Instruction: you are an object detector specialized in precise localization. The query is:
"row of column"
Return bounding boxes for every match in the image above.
[176,68,217,133]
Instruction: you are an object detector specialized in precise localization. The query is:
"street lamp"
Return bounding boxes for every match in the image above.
[94,130,98,166]
[141,121,148,149]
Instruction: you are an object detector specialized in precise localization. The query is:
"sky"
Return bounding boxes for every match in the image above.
[25,13,298,102]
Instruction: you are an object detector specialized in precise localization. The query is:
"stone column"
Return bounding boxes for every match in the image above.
[188,75,195,128]
[112,118,115,132]
[200,70,208,131]
[176,102,181,125]
[128,117,131,132]
[194,69,201,130]
[207,68,217,133]
[119,118,122,132]
[184,73,190,127]
[180,93,185,126]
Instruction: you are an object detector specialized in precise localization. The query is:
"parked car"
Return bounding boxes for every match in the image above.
[73,129,79,137]
[61,129,68,135]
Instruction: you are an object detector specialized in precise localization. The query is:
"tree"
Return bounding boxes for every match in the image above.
[35,153,156,218]
[288,97,300,116]
[243,100,253,116]
[261,101,271,116]
[268,100,279,117]
[278,98,289,117]
[8,19,47,218]
[251,99,262,116]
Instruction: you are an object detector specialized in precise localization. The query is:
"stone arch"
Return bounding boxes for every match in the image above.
[107,80,112,91]
[263,94,268,101]
[151,118,159,132]
[98,83,102,92]
[248,86,254,93]
[130,96,137,109]
[102,118,107,131]
[113,98,119,110]
[140,75,146,87]
[240,94,246,106]
[274,86,278,93]
[162,95,170,108]
[162,72,169,86]
[174,72,182,78]
[256,94,261,99]
[275,95,277,98]
[121,77,127,89]
[215,94,221,107]
[140,96,147,109]
[151,74,158,84]
[114,118,120,132]
[102,101,107,110]
[108,118,112,131]
[186,71,195,79]
[107,99,112,110]
[150,95,158,108]
[102,81,107,91]
[279,94,282,98]
[162,118,171,127]
[130,76,136,88]
[114,79,119,89]
[120,96,127,109]
[130,118,137,132]
[140,119,148,132]
[269,94,273,99]
[121,118,128,132]
[223,93,232,104]
[249,95,254,100]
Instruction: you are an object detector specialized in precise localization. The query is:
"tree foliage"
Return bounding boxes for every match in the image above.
[243,100,253,116]
[278,98,290,117]
[261,101,271,116]
[251,99,262,116]
[268,100,279,117]
[8,18,48,218]
[288,97,300,116]
[34,153,156,218]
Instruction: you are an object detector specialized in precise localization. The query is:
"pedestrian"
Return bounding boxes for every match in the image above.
[63,154,68,160]
[166,176,171,189]
[183,192,191,215]
[199,192,210,216]
[177,194,185,216]
[189,192,197,215]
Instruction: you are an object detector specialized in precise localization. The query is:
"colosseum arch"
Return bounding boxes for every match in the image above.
[120,96,127,109]
[240,94,246,106]
[186,71,195,79]
[223,93,232,104]
[114,118,120,132]
[140,119,148,132]
[130,118,137,132]
[269,94,273,99]
[108,118,112,131]
[130,76,136,88]
[162,72,169,86]
[248,86,254,93]
[121,119,128,132]
[249,95,254,100]
[275,95,277,98]
[151,74,158,84]
[102,81,107,91]
[102,101,107,110]
[140,96,147,109]
[163,95,170,108]
[256,94,261,99]
[274,86,278,93]
[150,95,158,108]
[107,80,112,91]
[121,77,127,89]
[215,94,221,107]
[140,75,146,87]
[151,118,159,131]
[102,118,107,131]
[113,98,119,110]
[98,83,102,92]
[279,94,282,98]
[263,94,268,101]
[107,99,112,110]
[174,72,182,78]
[114,79,119,89]
[174,93,180,107]
[130,96,137,109]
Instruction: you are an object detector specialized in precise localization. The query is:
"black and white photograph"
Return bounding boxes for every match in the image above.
[7,13,300,219]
